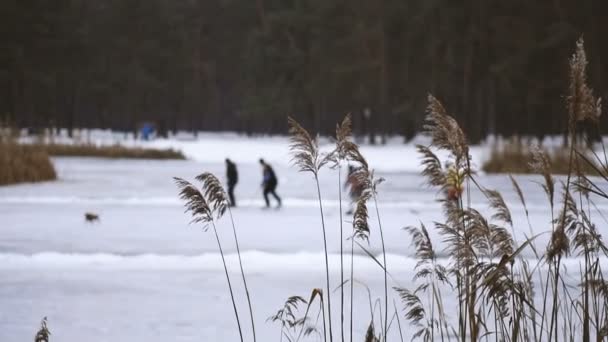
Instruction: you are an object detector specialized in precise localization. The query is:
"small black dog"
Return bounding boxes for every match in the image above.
[84,212,100,223]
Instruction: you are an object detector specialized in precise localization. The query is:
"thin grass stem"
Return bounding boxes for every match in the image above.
[211,221,244,342]
[338,166,345,342]
[227,207,256,342]
[372,194,388,341]
[315,176,334,342]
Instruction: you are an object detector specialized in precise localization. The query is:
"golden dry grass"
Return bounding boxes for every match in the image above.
[482,139,598,174]
[39,143,185,159]
[0,141,57,185]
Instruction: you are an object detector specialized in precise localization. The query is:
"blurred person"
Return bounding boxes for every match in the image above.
[225,158,238,207]
[259,158,282,208]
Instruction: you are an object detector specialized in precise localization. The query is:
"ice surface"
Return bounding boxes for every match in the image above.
[20,130,489,173]
[2,137,608,341]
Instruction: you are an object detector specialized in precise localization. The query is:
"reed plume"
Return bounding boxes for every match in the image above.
[364,321,380,342]
[509,175,529,219]
[353,189,372,241]
[394,287,430,340]
[351,152,373,242]
[288,116,328,175]
[484,189,512,227]
[416,145,445,188]
[424,94,469,166]
[295,288,326,342]
[174,177,213,227]
[529,146,555,209]
[34,317,50,342]
[195,172,228,218]
[567,37,601,127]
[404,224,437,275]
[404,223,450,341]
[329,114,353,163]
[269,296,308,341]
[269,296,307,328]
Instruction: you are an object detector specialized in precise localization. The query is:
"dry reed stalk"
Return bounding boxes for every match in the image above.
[566,37,604,342]
[288,116,333,342]
[371,179,388,342]
[347,145,388,341]
[195,172,257,342]
[174,177,244,342]
[325,115,388,342]
[269,296,307,341]
[348,147,371,342]
[421,94,475,341]
[402,223,450,341]
[326,114,353,342]
[544,37,602,342]
[293,288,326,342]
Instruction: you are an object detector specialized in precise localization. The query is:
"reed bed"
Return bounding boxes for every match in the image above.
[171,37,608,342]
[392,37,608,342]
[483,138,599,175]
[0,140,56,185]
[40,143,185,159]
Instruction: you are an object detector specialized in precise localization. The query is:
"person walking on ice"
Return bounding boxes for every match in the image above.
[225,158,238,207]
[259,158,282,208]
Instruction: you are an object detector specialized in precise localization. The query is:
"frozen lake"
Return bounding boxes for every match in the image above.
[1,152,607,341]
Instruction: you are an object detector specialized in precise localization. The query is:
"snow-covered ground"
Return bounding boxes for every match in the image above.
[1,135,608,341]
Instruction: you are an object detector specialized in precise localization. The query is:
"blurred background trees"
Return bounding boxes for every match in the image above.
[2,0,607,142]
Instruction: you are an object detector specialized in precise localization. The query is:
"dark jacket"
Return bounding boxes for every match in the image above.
[227,161,238,185]
[262,165,277,187]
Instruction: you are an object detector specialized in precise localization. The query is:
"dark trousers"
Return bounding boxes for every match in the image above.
[263,183,281,207]
[228,182,236,207]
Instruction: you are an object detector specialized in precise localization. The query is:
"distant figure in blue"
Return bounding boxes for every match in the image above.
[259,158,282,208]
[141,123,155,140]
[225,158,238,207]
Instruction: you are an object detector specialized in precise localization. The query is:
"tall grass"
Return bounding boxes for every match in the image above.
[0,140,56,186]
[289,114,390,342]
[483,137,599,175]
[394,37,608,342]
[40,143,185,159]
[196,173,257,342]
[327,115,353,342]
[287,117,334,342]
